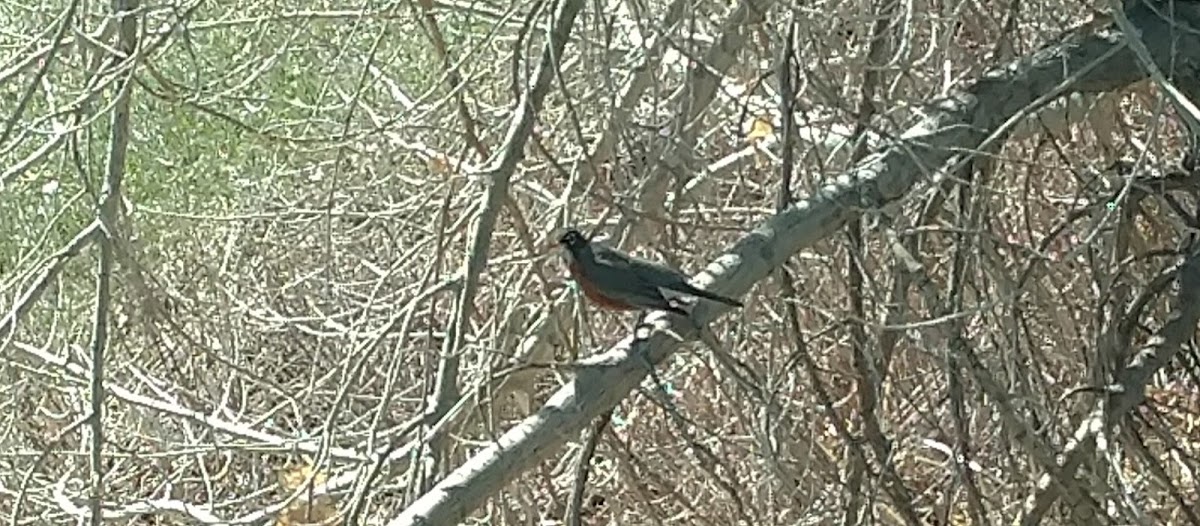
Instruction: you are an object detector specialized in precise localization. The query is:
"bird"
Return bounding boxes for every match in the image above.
[557,229,743,316]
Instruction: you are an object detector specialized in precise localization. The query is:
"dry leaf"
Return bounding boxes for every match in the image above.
[746,116,774,143]
[274,458,341,526]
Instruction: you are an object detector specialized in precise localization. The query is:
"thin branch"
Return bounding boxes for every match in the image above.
[422,0,586,481]
[86,0,139,522]
[1021,247,1200,523]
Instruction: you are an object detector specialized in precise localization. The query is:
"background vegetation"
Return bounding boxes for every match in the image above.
[1,0,1198,524]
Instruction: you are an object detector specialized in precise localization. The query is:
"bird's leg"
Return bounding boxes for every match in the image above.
[627,312,662,374]
[631,311,651,340]
[628,332,660,378]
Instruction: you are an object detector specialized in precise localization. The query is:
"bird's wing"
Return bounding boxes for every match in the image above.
[595,247,738,305]
[591,245,695,290]
[589,244,634,270]
[590,246,675,291]
[625,255,693,290]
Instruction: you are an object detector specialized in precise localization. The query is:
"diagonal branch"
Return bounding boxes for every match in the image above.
[1020,246,1200,524]
[1,221,101,345]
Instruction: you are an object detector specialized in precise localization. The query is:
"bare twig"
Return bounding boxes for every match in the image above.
[564,408,611,526]
[422,0,585,483]
[1020,247,1200,523]
[1,221,101,345]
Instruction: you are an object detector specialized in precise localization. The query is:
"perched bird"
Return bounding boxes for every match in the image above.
[557,229,742,316]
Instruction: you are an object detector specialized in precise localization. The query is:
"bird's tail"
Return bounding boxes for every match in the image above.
[691,288,743,308]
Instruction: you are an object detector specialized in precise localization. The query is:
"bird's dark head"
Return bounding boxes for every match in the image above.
[558,229,588,252]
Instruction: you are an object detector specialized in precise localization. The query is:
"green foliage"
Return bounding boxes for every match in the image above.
[1,1,439,273]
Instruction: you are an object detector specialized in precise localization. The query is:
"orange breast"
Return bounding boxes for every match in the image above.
[568,261,636,311]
